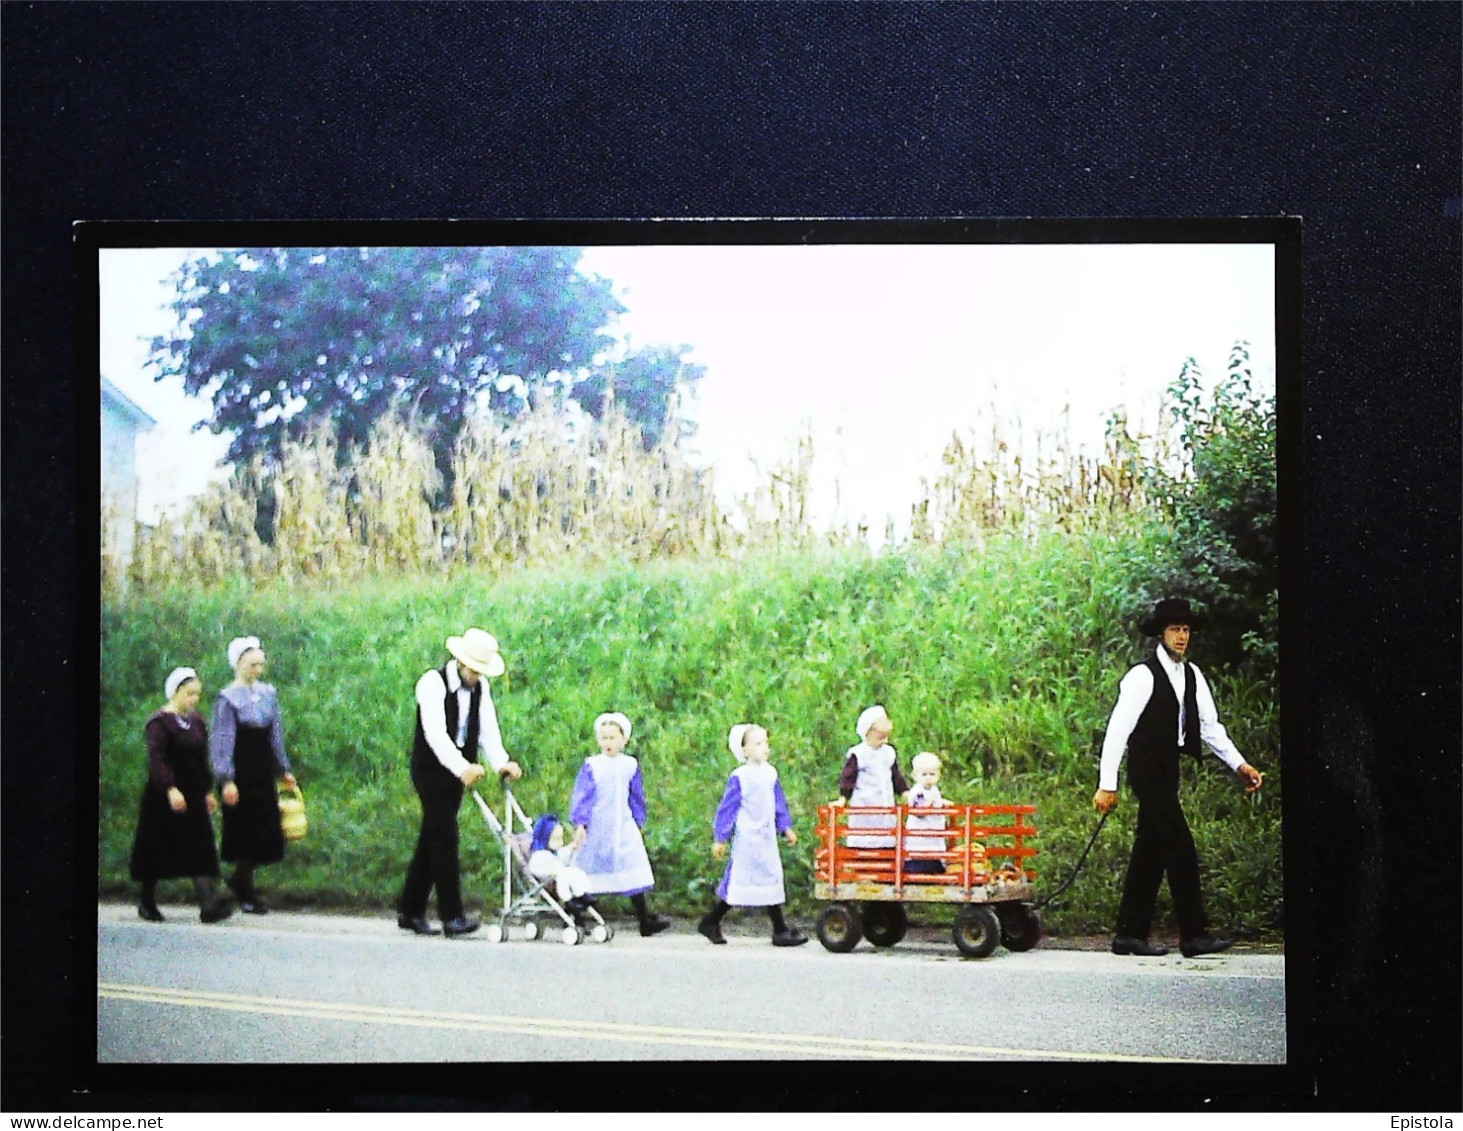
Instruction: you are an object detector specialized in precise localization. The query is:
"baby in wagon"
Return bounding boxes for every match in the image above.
[527,812,594,919]
[904,751,984,875]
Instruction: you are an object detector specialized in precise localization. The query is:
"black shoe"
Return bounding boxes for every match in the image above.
[442,916,481,938]
[697,915,727,945]
[772,929,809,947]
[229,876,267,914]
[137,902,165,923]
[397,914,442,936]
[1111,936,1169,956]
[200,897,235,924]
[638,913,671,937]
[1180,935,1233,958]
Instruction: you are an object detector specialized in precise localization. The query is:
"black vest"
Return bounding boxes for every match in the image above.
[1125,651,1201,789]
[411,664,483,781]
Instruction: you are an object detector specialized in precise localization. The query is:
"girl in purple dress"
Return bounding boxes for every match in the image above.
[212,636,297,914]
[570,712,671,937]
[129,667,234,923]
[696,724,808,947]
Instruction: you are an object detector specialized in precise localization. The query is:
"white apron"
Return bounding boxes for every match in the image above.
[905,784,949,855]
[577,754,655,894]
[719,762,786,907]
[846,742,898,848]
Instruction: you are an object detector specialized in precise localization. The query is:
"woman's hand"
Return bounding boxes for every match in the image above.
[1093,788,1119,815]
[1237,763,1264,792]
[500,760,523,781]
[574,824,588,848]
[205,793,219,815]
[167,787,187,814]
[712,841,728,859]
[281,772,298,789]
[782,829,798,847]
[222,782,240,807]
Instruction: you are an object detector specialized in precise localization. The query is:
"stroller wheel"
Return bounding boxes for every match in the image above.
[483,923,505,944]
[589,923,611,944]
[522,919,540,941]
[560,925,583,947]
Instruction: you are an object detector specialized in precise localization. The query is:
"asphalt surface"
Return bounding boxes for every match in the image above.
[97,902,1287,1064]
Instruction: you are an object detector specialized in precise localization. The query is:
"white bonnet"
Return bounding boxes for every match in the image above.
[912,751,941,772]
[727,723,752,763]
[594,712,633,741]
[856,705,890,740]
[227,636,262,671]
[164,667,198,700]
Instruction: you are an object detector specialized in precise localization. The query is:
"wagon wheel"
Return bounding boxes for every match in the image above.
[522,918,540,942]
[995,902,1043,953]
[816,902,864,953]
[860,902,908,948]
[952,905,1001,959]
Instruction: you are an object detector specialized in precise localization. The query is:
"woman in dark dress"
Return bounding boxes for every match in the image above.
[212,636,297,914]
[129,667,235,923]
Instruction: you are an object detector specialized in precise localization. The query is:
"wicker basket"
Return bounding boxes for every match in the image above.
[279,783,308,841]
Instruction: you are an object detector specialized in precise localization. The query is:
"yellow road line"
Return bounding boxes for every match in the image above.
[97,982,1208,1063]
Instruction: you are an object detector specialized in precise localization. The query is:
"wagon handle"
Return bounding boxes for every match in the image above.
[1032,811,1109,912]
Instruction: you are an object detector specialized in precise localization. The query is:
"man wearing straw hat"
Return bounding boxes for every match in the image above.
[397,628,522,938]
[1093,597,1265,959]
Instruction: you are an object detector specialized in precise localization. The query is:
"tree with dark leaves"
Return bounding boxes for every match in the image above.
[149,245,702,468]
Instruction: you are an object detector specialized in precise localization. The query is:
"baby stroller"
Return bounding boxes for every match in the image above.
[470,785,614,946]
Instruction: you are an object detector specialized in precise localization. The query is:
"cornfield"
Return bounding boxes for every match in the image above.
[109,403,1167,597]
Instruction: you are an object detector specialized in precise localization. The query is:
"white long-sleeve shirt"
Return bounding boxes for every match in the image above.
[414,661,510,778]
[1098,649,1245,792]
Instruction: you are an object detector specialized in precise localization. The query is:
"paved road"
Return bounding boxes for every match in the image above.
[97,903,1286,1064]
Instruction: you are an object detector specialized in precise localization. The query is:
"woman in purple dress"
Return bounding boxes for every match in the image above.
[212,636,297,914]
[129,667,234,923]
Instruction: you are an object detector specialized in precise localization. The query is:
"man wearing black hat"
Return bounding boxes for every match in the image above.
[1094,598,1265,958]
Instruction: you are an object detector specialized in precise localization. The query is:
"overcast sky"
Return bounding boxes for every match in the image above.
[100,242,1275,533]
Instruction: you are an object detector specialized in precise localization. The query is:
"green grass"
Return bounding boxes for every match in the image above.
[100,526,1282,937]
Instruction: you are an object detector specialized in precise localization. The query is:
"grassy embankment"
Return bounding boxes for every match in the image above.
[100,528,1282,937]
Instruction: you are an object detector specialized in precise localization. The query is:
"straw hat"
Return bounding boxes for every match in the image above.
[446,628,506,678]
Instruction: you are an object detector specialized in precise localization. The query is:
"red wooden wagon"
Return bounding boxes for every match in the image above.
[812,801,1043,958]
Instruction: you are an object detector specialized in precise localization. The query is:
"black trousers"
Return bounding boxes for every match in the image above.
[399,773,466,922]
[1114,783,1208,940]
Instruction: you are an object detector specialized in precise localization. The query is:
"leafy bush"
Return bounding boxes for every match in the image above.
[1129,344,1278,679]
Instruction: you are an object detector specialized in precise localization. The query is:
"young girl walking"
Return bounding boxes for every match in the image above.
[570,712,671,936]
[696,723,808,947]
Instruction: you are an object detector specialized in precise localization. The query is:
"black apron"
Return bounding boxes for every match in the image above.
[219,724,285,865]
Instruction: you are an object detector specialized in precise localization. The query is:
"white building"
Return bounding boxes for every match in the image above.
[101,376,156,570]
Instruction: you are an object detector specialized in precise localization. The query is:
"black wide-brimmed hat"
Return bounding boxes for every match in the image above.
[1138,597,1205,637]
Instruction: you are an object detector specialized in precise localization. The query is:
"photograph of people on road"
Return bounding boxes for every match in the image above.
[96,225,1286,1065]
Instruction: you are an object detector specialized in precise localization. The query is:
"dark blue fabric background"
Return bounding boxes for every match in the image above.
[3,0,1458,1112]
